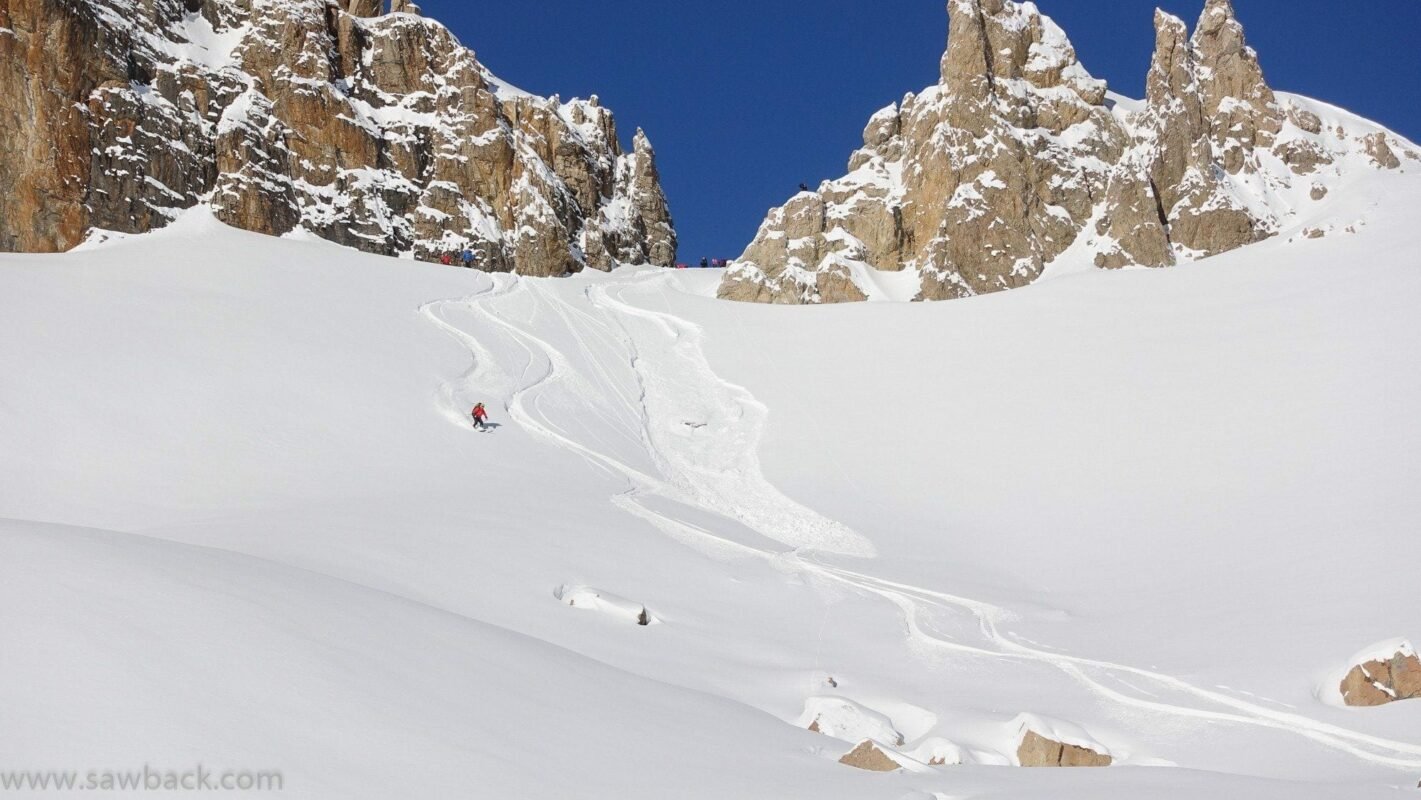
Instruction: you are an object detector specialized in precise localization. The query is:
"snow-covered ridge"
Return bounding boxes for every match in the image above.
[0,0,676,274]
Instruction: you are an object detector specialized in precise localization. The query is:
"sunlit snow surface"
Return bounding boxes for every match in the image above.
[1,158,1419,797]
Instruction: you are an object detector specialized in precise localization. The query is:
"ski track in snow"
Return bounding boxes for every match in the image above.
[423,270,1421,772]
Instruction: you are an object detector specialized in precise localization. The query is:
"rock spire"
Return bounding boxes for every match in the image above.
[720,0,1415,304]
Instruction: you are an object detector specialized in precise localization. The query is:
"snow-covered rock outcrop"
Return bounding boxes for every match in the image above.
[0,0,676,274]
[837,740,917,772]
[1012,714,1113,768]
[799,696,906,746]
[719,0,1418,304]
[1339,640,1421,707]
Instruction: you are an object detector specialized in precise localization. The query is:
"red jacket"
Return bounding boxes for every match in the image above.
[472,406,489,420]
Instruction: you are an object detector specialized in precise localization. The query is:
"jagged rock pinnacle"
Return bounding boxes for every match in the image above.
[720,0,1411,304]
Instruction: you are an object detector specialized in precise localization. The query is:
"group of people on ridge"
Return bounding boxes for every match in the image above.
[439,248,478,268]
[676,257,730,270]
[439,244,730,272]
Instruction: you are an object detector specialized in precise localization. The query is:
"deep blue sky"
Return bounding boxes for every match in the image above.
[416,1,1421,264]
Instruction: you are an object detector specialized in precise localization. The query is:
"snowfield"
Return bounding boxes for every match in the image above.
[1,157,1419,797]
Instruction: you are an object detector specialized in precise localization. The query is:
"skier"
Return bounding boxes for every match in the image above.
[461,248,476,269]
[439,252,452,266]
[471,402,490,431]
[699,257,709,269]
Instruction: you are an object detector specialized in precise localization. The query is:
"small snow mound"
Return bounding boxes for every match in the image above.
[1346,638,1416,666]
[553,585,657,626]
[907,737,966,767]
[798,696,904,746]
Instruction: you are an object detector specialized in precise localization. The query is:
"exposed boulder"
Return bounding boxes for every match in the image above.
[1018,731,1113,767]
[0,0,676,274]
[1340,642,1421,707]
[1290,106,1324,135]
[1013,714,1113,767]
[838,740,907,773]
[1364,132,1403,170]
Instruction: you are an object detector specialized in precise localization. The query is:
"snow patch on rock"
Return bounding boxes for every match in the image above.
[798,696,905,746]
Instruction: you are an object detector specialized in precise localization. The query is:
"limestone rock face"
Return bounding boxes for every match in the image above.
[583,128,676,271]
[1188,0,1283,172]
[721,0,1415,304]
[339,0,382,19]
[0,0,122,252]
[1363,132,1402,170]
[1139,4,1279,258]
[1340,645,1421,707]
[0,0,676,274]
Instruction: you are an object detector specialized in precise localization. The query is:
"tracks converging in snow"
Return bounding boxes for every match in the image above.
[422,269,1421,773]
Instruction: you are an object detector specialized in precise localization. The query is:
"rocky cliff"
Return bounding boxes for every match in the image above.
[720,0,1418,304]
[0,0,676,274]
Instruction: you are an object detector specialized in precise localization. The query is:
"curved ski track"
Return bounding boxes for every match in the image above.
[421,270,1421,772]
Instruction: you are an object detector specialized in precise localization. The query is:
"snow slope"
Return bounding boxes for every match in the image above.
[1,156,1419,797]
